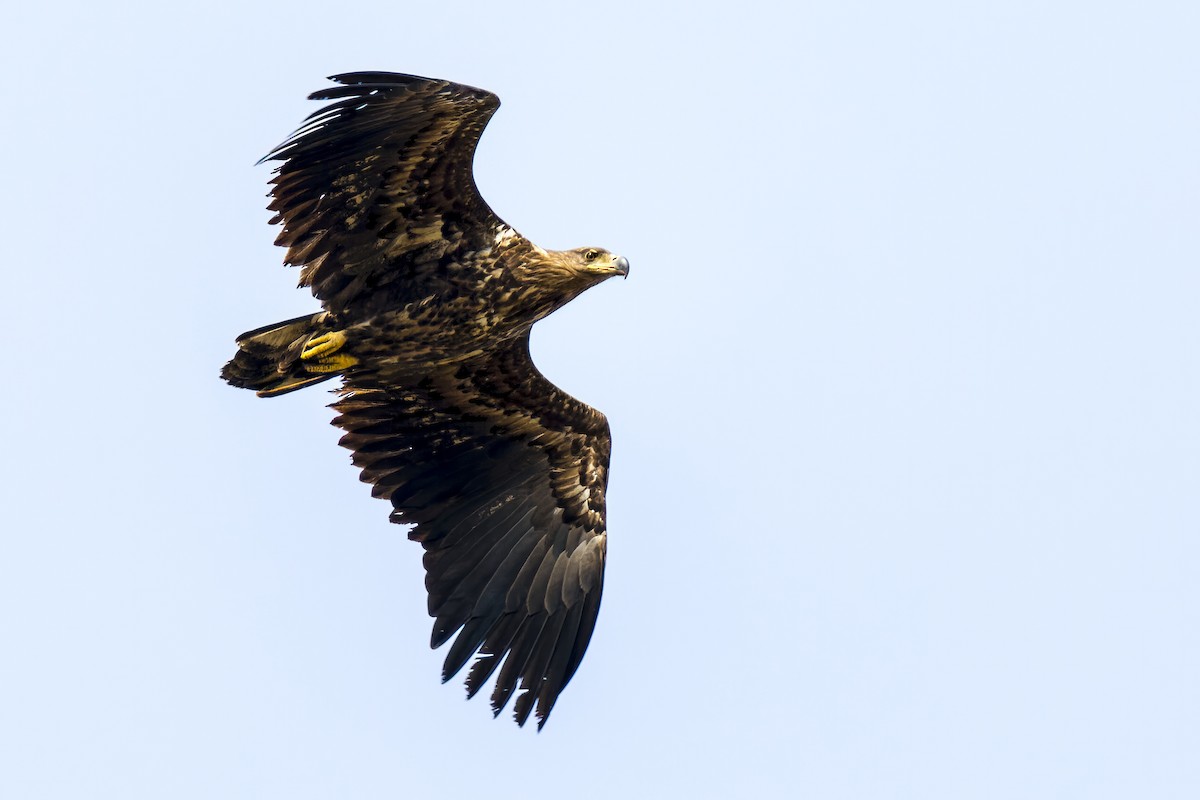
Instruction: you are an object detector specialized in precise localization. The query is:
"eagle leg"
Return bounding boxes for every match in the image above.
[300,330,358,373]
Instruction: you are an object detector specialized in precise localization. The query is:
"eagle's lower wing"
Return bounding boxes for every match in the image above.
[261,72,503,312]
[332,338,610,728]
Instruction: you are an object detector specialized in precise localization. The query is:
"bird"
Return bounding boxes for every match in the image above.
[221,72,628,729]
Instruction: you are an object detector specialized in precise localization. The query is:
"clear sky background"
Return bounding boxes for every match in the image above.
[3,1,1197,798]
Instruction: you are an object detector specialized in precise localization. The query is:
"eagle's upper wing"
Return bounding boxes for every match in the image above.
[332,338,610,728]
[261,72,503,311]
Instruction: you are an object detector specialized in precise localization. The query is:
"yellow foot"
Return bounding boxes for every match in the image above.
[302,330,348,361]
[304,354,358,373]
[301,330,358,373]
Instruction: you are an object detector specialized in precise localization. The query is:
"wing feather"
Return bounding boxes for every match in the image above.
[464,613,520,698]
[489,613,548,719]
[533,601,587,724]
[513,609,569,727]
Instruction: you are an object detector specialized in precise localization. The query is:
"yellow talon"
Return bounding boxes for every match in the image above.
[302,330,348,361]
[300,330,358,372]
[304,353,358,373]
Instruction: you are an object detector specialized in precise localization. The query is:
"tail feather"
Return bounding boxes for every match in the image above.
[221,312,339,397]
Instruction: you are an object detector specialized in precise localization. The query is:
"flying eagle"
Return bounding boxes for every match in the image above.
[222,72,628,729]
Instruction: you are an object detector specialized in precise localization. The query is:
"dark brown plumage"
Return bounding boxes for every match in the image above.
[221,72,628,728]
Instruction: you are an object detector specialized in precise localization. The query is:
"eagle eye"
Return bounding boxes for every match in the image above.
[584,249,600,262]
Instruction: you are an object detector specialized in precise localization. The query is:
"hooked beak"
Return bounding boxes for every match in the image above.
[613,255,630,279]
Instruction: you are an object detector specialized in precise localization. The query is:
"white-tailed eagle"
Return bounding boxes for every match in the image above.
[222,72,628,729]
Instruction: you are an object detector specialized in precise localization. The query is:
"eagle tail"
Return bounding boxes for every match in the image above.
[221,312,347,397]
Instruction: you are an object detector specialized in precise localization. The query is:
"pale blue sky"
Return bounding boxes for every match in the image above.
[3,1,1198,798]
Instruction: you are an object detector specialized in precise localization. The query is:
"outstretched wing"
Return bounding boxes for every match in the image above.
[332,338,610,729]
[261,72,503,312]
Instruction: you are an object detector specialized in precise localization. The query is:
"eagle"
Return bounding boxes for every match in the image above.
[222,72,628,729]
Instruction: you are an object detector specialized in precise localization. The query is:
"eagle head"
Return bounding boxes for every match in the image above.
[571,247,630,279]
[506,244,629,323]
[540,247,630,284]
